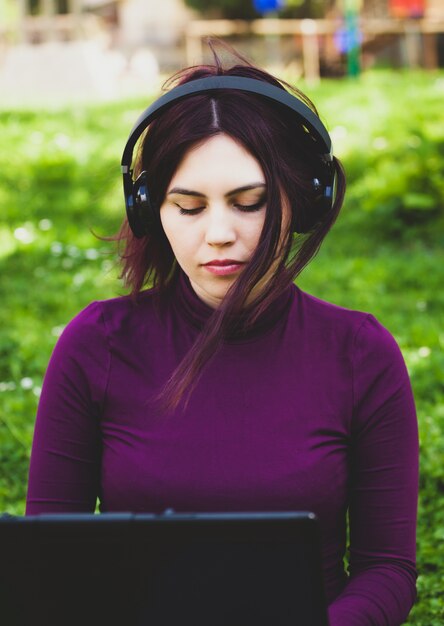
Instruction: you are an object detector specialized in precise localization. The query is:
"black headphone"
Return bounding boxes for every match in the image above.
[121,76,335,238]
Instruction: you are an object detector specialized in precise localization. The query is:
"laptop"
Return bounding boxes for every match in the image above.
[0,510,329,626]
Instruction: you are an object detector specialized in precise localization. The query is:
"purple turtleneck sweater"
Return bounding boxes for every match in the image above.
[26,271,418,626]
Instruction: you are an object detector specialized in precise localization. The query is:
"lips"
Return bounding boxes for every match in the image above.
[203,259,245,266]
[202,259,246,276]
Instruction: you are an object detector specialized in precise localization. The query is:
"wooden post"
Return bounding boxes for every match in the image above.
[404,20,421,68]
[264,11,282,69]
[17,0,28,44]
[41,0,57,42]
[423,32,438,69]
[301,19,320,85]
[68,0,83,41]
[185,32,203,67]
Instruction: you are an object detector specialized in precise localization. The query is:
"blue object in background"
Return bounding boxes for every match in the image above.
[253,0,284,14]
[334,24,363,55]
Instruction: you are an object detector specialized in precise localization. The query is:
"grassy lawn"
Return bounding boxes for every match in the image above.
[1,69,443,624]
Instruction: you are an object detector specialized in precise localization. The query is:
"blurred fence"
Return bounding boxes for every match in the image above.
[1,9,444,103]
[185,17,444,81]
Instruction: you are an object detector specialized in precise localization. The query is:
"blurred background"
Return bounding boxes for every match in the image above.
[0,1,443,624]
[1,0,444,101]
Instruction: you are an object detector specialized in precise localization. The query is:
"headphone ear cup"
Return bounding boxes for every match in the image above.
[128,170,156,238]
[292,162,335,234]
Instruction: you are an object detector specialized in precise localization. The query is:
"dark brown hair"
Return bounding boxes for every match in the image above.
[113,38,346,413]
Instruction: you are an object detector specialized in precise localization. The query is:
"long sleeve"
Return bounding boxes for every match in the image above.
[24,278,420,625]
[26,302,110,514]
[328,315,419,626]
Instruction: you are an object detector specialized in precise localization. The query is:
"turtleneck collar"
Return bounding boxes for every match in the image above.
[171,269,294,343]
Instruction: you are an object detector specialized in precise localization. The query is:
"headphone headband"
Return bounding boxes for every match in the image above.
[121,75,336,238]
[121,76,333,177]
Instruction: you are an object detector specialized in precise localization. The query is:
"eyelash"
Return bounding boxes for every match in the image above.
[177,200,265,216]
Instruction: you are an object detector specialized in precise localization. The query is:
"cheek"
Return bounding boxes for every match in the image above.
[244,215,266,247]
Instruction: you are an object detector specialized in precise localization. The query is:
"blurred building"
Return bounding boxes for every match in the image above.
[0,0,198,103]
[360,0,442,17]
[1,0,443,103]
[2,0,196,68]
[358,0,444,69]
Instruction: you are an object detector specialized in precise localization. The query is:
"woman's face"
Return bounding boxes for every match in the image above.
[160,133,290,308]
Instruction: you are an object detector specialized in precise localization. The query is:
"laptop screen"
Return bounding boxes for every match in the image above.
[0,511,329,626]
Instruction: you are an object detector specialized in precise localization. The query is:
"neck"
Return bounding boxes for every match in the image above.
[173,269,295,343]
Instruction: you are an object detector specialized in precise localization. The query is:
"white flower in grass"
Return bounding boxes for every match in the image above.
[66,245,80,258]
[373,137,388,151]
[85,248,99,260]
[39,219,52,231]
[418,347,431,358]
[50,242,63,255]
[73,273,85,287]
[54,133,71,150]
[14,226,35,244]
[0,381,16,392]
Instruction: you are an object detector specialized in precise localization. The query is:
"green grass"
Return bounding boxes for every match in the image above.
[1,69,444,624]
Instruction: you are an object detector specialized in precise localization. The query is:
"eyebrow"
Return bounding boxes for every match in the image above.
[167,183,266,198]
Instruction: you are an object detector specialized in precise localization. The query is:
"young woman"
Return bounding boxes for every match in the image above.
[26,41,419,625]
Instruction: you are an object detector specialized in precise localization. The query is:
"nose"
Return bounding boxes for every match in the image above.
[204,206,236,247]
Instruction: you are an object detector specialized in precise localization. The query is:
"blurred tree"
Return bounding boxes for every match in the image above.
[184,0,260,19]
[183,0,333,19]
[277,0,333,18]
[28,0,69,14]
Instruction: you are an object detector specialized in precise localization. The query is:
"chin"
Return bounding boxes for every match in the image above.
[202,284,232,307]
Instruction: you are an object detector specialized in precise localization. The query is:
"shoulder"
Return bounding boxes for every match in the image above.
[45,289,160,385]
[294,289,415,433]
[292,286,406,369]
[352,312,405,363]
[292,286,373,348]
[59,287,160,343]
[46,301,111,376]
[295,287,369,326]
[351,313,410,394]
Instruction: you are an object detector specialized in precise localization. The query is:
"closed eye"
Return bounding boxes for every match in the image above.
[235,200,266,212]
[176,199,266,216]
[177,206,203,216]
